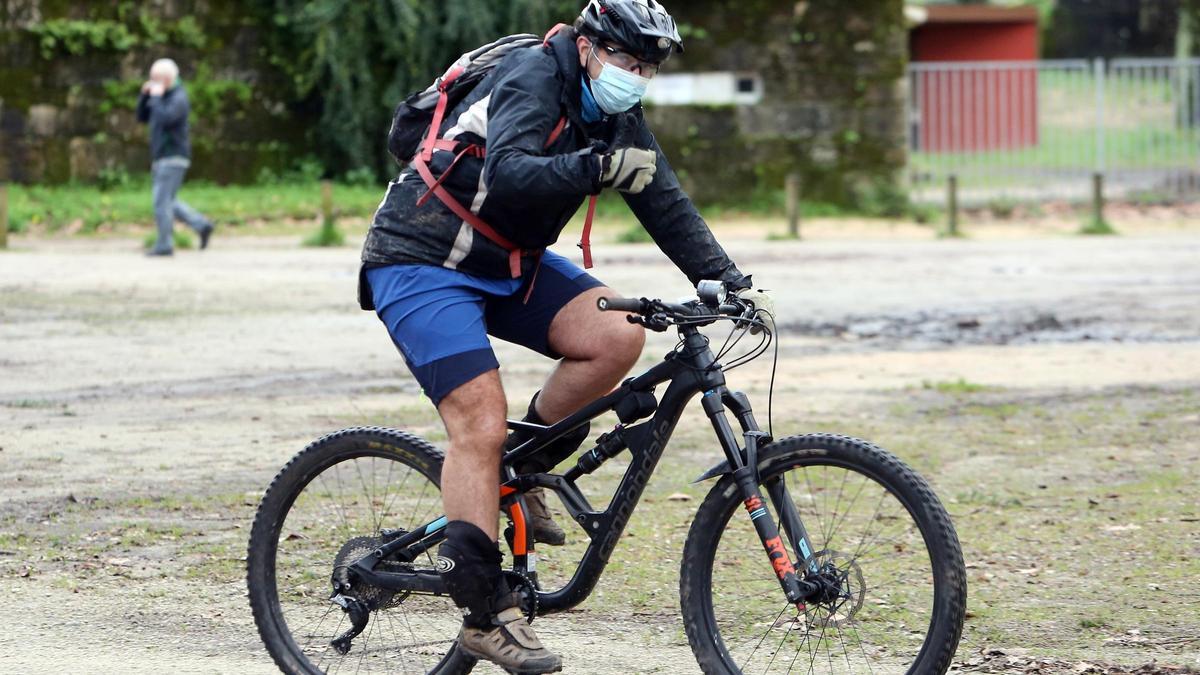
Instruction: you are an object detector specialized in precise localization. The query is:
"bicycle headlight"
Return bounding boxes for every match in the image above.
[696,280,726,306]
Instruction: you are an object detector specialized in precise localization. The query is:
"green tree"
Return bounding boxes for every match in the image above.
[264,0,580,178]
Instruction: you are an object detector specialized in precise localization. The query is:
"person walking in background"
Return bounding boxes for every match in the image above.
[136,58,214,256]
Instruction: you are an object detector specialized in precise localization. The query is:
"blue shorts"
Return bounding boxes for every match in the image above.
[367,252,605,406]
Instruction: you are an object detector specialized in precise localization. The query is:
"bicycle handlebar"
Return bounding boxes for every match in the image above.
[596,296,644,313]
[597,294,749,322]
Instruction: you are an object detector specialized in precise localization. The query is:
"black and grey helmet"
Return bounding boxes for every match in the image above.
[575,0,684,64]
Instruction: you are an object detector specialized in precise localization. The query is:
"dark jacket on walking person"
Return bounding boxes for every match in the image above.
[136,84,192,162]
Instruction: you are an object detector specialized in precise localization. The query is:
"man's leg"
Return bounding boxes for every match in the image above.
[435,371,562,673]
[536,286,646,423]
[365,264,561,673]
[437,370,507,539]
[169,167,214,248]
[484,257,645,545]
[149,163,178,253]
[173,199,211,233]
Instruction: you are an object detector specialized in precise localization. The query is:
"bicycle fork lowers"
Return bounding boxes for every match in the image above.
[685,329,819,611]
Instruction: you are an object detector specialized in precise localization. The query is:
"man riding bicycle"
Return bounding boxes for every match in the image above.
[359,1,771,672]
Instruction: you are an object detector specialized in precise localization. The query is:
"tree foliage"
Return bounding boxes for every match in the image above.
[263,0,580,177]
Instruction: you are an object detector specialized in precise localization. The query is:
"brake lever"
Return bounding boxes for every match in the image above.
[625,312,671,332]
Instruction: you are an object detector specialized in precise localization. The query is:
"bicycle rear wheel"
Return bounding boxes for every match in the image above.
[247,427,476,674]
[681,434,966,674]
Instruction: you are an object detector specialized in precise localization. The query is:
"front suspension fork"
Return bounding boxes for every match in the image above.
[703,389,816,606]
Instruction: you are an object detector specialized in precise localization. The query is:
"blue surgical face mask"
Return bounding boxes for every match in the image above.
[589,56,652,115]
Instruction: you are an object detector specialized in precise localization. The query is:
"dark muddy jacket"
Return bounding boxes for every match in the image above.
[359,28,748,308]
[136,84,191,162]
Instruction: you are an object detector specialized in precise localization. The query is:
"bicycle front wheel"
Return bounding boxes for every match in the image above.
[246,427,476,675]
[681,434,966,674]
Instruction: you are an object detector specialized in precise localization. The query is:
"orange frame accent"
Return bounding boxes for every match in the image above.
[500,486,529,556]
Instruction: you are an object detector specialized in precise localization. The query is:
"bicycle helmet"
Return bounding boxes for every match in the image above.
[575,0,684,64]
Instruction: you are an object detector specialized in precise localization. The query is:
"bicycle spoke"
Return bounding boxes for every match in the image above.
[255,438,463,674]
[704,455,940,674]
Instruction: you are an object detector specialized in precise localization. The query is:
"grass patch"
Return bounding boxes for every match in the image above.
[1079,216,1118,236]
[302,217,345,247]
[921,378,990,394]
[2,399,60,409]
[141,230,194,250]
[987,197,1017,219]
[8,179,383,233]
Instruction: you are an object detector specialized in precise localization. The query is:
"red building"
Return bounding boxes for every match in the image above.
[909,5,1041,153]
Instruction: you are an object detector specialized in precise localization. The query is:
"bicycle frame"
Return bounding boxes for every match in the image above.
[348,320,816,615]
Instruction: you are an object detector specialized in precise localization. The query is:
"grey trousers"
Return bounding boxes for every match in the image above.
[151,158,210,252]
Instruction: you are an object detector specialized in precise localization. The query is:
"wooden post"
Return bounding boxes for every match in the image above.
[946,174,959,237]
[785,172,801,240]
[303,178,344,247]
[320,179,333,227]
[0,183,8,250]
[1092,172,1105,227]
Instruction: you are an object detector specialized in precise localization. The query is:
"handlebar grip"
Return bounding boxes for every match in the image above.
[597,297,644,313]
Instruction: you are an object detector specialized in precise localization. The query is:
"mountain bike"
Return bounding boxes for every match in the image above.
[247,281,967,674]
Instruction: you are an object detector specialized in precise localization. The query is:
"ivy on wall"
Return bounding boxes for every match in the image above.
[26,14,206,59]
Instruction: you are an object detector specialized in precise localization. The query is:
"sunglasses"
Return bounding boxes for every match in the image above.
[593,43,661,77]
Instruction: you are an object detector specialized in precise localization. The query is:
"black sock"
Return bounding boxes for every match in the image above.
[438,520,504,627]
[512,393,590,474]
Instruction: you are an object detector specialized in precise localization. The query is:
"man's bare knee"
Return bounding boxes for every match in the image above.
[438,371,508,455]
[550,287,646,365]
[610,320,645,368]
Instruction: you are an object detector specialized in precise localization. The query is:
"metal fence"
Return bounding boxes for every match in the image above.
[907,58,1200,205]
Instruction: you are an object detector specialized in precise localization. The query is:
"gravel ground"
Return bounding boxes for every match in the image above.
[1,225,1198,673]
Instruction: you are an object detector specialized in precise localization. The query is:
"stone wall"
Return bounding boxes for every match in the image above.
[647,0,908,206]
[0,0,909,207]
[0,0,305,184]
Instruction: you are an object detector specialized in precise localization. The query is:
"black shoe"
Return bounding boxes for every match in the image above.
[145,248,174,257]
[199,224,214,250]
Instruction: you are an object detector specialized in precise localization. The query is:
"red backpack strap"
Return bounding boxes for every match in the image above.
[543,23,569,46]
[421,66,467,162]
[411,153,526,277]
[546,116,567,148]
[579,195,598,269]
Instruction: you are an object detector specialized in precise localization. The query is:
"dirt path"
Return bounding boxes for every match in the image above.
[2,227,1198,673]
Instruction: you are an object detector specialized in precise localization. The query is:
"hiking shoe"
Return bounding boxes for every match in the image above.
[524,488,566,546]
[459,607,563,674]
[145,248,173,257]
[198,223,214,250]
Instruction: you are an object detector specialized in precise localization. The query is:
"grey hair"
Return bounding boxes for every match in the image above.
[150,58,180,84]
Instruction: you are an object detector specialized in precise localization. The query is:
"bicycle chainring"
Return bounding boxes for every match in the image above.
[501,570,539,623]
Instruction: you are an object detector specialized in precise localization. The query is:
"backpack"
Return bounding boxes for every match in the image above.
[386,32,545,166]
[387,24,599,284]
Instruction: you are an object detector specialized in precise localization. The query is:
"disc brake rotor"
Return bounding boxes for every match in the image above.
[801,550,866,629]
